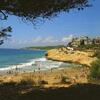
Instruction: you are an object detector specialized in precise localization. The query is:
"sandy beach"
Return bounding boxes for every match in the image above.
[0,65,89,88]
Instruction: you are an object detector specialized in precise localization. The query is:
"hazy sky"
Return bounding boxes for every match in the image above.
[0,0,100,48]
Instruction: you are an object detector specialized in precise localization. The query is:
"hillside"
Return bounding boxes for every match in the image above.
[46,47,97,66]
[23,45,65,50]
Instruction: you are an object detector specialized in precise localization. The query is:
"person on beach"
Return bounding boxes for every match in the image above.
[16,65,18,71]
[38,67,40,73]
[51,68,53,73]
[31,64,36,73]
[35,61,41,73]
[7,70,11,74]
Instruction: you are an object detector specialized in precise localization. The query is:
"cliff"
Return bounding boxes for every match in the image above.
[46,48,97,66]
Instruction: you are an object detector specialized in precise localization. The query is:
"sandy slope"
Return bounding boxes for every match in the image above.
[46,48,97,66]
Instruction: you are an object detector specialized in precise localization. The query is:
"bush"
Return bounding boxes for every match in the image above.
[37,80,48,86]
[19,78,35,86]
[60,76,71,84]
[90,59,100,79]
[93,50,100,59]
[78,44,100,51]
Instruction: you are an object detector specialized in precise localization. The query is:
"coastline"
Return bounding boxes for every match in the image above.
[0,48,91,76]
[0,49,47,74]
[0,57,64,75]
[46,57,89,67]
[0,49,90,88]
[46,48,96,66]
[0,56,84,77]
[0,48,92,88]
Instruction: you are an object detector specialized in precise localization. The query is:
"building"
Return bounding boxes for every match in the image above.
[68,36,100,47]
[93,37,100,45]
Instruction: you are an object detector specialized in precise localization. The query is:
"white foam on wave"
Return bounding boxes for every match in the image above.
[0,57,62,72]
[0,58,46,71]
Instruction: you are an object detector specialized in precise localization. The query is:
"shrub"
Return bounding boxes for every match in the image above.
[19,78,35,86]
[60,76,71,84]
[90,59,100,79]
[37,80,48,86]
[93,50,100,59]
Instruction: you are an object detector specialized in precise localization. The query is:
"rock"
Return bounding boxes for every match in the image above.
[46,48,96,66]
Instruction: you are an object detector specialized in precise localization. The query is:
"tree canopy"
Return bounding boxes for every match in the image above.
[0,0,90,22]
[0,26,12,45]
[0,0,90,45]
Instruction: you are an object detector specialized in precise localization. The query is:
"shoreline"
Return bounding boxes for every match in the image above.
[0,56,84,76]
[0,57,63,75]
[0,57,46,74]
[46,57,89,67]
[46,48,96,66]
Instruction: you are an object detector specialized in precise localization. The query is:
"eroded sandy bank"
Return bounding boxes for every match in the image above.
[46,48,97,66]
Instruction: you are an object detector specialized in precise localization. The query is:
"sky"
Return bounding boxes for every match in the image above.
[0,0,100,48]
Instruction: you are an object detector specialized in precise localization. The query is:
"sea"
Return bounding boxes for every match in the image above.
[0,48,82,74]
[0,49,63,73]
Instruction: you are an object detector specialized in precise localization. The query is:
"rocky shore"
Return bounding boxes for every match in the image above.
[46,47,97,66]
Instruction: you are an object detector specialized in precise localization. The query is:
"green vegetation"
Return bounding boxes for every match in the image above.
[90,59,100,79]
[93,50,100,59]
[78,44,100,51]
[0,0,89,22]
[80,44,100,80]
[0,26,12,45]
[89,45,100,80]
[24,45,65,50]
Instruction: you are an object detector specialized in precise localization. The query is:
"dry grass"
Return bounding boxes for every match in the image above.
[0,67,99,100]
[0,67,89,88]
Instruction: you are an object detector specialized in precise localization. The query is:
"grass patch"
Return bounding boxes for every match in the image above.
[93,50,100,59]
[90,59,100,79]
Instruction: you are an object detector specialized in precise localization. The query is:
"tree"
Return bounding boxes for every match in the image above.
[0,0,90,21]
[0,26,12,45]
[0,0,90,44]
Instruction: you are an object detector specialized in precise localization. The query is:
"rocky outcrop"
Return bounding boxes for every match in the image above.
[46,48,97,66]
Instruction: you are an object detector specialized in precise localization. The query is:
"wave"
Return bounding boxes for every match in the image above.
[0,57,63,72]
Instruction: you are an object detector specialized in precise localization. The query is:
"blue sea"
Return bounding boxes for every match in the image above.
[0,49,64,73]
[0,49,81,74]
[0,49,46,68]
